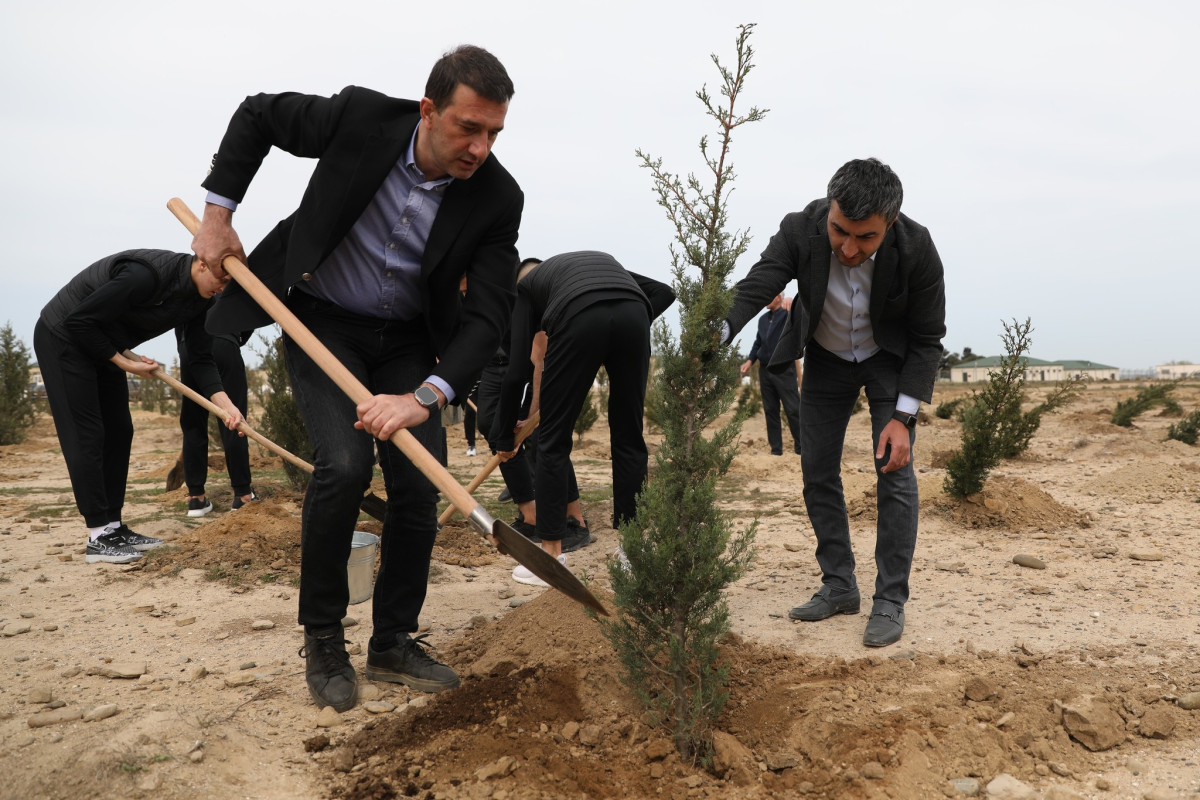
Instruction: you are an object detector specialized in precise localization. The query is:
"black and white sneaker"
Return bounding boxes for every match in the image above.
[109,524,163,551]
[86,532,142,564]
[231,491,259,510]
[187,497,214,517]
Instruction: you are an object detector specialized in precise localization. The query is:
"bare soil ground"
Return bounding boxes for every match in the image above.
[1,381,1199,800]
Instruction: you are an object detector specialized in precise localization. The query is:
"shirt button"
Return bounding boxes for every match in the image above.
[386,272,393,278]
[382,303,389,309]
[387,242,396,250]
[301,272,312,281]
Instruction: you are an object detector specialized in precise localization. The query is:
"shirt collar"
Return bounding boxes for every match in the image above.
[406,123,454,188]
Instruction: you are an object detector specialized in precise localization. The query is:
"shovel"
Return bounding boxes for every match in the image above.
[168,197,607,615]
[131,353,387,521]
[438,410,539,526]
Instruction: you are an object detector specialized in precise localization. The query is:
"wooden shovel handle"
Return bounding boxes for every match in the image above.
[130,351,313,475]
[167,198,480,518]
[438,410,539,525]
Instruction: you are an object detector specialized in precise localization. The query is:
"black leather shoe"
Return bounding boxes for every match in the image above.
[299,626,357,711]
[498,487,513,503]
[366,633,459,693]
[788,586,861,621]
[863,605,905,647]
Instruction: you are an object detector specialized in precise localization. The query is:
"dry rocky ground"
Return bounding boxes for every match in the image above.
[1,380,1199,800]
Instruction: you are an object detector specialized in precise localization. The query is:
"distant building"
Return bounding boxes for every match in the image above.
[1059,360,1119,382]
[1155,363,1200,380]
[945,357,1117,383]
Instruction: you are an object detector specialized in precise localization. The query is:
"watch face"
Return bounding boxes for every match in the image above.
[415,386,438,409]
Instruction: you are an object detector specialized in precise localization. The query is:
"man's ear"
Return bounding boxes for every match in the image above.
[419,97,436,123]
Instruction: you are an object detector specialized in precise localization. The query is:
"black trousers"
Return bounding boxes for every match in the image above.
[283,294,442,643]
[179,335,251,497]
[538,298,650,539]
[760,364,801,455]
[34,319,132,528]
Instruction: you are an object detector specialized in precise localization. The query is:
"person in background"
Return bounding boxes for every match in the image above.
[491,251,675,586]
[739,293,802,456]
[33,249,243,564]
[176,326,257,516]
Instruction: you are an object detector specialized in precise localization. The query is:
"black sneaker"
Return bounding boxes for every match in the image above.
[298,626,357,712]
[85,532,142,564]
[108,524,163,552]
[231,491,259,510]
[561,517,595,553]
[365,633,459,693]
[187,497,213,517]
[510,513,540,543]
[497,487,513,503]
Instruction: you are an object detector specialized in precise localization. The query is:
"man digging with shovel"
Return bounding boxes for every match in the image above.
[193,46,523,712]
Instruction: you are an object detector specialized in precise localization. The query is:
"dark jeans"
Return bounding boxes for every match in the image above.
[34,319,132,528]
[800,342,918,610]
[179,334,251,497]
[284,294,442,642]
[539,298,649,538]
[760,363,801,454]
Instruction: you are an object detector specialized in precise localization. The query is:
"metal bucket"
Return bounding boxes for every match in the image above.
[347,531,379,605]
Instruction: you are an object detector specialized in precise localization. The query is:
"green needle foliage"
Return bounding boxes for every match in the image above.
[1111,382,1178,427]
[602,23,761,763]
[0,322,38,445]
[573,389,599,443]
[253,330,312,490]
[944,318,1081,497]
[1166,409,1200,445]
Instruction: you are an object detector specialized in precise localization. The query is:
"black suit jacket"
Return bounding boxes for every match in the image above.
[203,85,524,399]
[728,198,946,403]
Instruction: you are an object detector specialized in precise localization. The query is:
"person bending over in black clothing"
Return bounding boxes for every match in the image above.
[176,327,257,517]
[491,251,675,586]
[34,249,244,564]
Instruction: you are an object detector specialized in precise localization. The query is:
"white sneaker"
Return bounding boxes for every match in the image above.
[512,554,568,587]
[466,446,477,457]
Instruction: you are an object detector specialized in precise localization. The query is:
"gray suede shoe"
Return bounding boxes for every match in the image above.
[788,586,861,621]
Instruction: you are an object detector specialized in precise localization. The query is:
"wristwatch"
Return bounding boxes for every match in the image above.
[891,410,918,429]
[413,384,441,413]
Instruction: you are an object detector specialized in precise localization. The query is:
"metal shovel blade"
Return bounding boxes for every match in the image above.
[490,519,609,616]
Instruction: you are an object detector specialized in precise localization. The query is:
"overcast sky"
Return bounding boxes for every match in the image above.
[3,0,1196,373]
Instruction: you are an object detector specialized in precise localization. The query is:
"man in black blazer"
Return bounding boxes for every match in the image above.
[193,46,523,710]
[726,158,946,648]
[739,293,802,456]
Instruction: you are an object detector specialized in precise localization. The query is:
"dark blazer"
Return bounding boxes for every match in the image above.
[203,85,524,399]
[727,198,946,403]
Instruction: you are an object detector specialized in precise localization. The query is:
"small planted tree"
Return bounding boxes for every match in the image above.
[602,24,761,762]
[944,318,1081,497]
[573,389,599,444]
[1167,409,1200,445]
[0,322,37,445]
[1111,382,1178,427]
[253,330,312,490]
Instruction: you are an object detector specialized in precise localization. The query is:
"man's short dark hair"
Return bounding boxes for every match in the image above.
[827,158,904,223]
[425,45,514,109]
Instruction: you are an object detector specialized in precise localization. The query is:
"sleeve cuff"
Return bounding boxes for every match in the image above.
[205,192,238,212]
[425,375,455,405]
[895,393,920,415]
